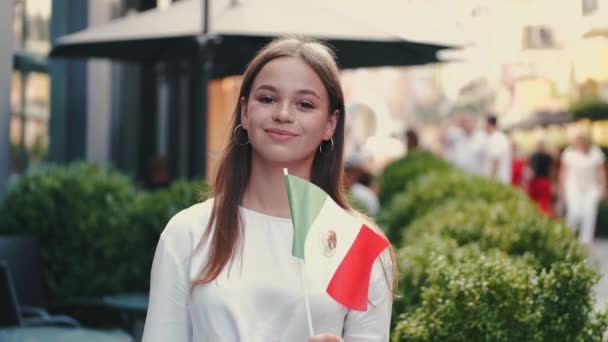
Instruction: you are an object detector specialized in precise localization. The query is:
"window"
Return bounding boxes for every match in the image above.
[10,0,51,174]
[582,0,598,15]
[522,26,557,49]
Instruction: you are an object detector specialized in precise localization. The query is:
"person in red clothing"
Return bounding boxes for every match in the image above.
[526,140,554,216]
[511,143,527,188]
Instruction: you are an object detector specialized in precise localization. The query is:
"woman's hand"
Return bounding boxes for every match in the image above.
[307,334,344,342]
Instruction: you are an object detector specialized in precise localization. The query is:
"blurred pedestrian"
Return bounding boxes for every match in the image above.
[142,37,394,342]
[511,142,527,188]
[451,113,487,176]
[558,134,607,244]
[146,155,170,190]
[441,115,464,164]
[405,128,419,152]
[526,139,553,216]
[344,154,380,216]
[483,115,512,184]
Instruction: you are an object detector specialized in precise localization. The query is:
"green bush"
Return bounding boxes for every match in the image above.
[402,199,585,268]
[393,199,585,317]
[0,162,137,299]
[395,201,586,312]
[377,151,453,207]
[392,248,608,342]
[127,179,208,286]
[394,235,461,314]
[0,162,208,300]
[378,153,607,340]
[380,171,527,245]
[570,98,608,122]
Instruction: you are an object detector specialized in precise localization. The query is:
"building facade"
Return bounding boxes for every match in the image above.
[1,0,221,199]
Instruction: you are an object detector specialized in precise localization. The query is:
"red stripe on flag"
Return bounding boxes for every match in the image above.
[326,224,390,311]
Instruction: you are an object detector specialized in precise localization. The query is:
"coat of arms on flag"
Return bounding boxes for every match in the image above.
[284,169,390,311]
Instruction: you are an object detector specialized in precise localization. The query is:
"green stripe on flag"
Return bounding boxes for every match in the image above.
[285,174,328,259]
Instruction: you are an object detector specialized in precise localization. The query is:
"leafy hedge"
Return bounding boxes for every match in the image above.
[402,199,584,268]
[380,171,527,245]
[394,199,585,314]
[377,151,453,207]
[378,151,608,340]
[392,248,608,342]
[0,162,207,299]
[570,98,608,122]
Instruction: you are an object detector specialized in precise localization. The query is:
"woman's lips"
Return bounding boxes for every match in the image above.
[265,128,297,142]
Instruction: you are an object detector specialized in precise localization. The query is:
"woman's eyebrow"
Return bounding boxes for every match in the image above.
[296,89,321,100]
[254,84,320,100]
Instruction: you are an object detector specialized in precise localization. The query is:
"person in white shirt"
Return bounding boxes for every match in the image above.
[559,134,607,245]
[483,115,512,184]
[142,37,395,342]
[441,121,464,165]
[344,154,380,216]
[451,113,488,176]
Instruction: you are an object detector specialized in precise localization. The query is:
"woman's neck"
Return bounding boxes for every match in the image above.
[242,155,313,219]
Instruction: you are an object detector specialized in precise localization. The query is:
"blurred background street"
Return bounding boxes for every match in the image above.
[1,0,608,341]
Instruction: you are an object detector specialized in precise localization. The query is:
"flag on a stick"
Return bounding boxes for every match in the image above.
[284,170,390,311]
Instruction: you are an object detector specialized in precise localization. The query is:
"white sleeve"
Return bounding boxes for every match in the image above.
[488,135,507,160]
[342,251,393,342]
[594,147,605,165]
[142,216,193,342]
[562,148,574,167]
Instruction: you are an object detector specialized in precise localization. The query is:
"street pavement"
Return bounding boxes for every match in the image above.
[590,239,608,312]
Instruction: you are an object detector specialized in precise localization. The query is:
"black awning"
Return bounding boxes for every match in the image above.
[50,0,456,78]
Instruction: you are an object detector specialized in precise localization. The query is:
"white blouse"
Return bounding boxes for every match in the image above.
[562,145,605,194]
[142,199,393,342]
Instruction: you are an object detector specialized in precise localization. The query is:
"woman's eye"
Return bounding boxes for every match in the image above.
[258,96,275,104]
[298,101,315,110]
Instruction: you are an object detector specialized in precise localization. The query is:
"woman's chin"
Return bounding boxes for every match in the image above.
[253,149,314,168]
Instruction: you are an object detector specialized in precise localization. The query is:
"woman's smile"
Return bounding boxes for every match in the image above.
[265,128,298,142]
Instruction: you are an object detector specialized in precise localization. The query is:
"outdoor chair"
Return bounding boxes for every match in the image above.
[0,235,125,329]
[0,260,79,327]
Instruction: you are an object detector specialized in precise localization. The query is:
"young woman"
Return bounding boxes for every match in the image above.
[142,37,394,342]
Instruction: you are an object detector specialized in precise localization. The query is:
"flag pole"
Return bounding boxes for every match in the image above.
[284,168,314,337]
[301,260,314,337]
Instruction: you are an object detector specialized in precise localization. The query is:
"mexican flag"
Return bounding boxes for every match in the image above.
[284,170,390,311]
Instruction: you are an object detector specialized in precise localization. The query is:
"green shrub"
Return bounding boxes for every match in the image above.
[570,98,608,122]
[536,261,608,341]
[377,151,453,207]
[0,162,137,299]
[394,235,461,314]
[394,199,585,315]
[127,179,208,287]
[402,199,585,268]
[380,171,527,245]
[0,162,208,300]
[377,155,607,340]
[392,248,607,342]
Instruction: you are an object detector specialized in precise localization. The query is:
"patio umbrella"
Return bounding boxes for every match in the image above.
[49,0,458,178]
[49,0,455,77]
[505,111,573,131]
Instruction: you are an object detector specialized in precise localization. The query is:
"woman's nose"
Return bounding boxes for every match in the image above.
[273,101,294,123]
